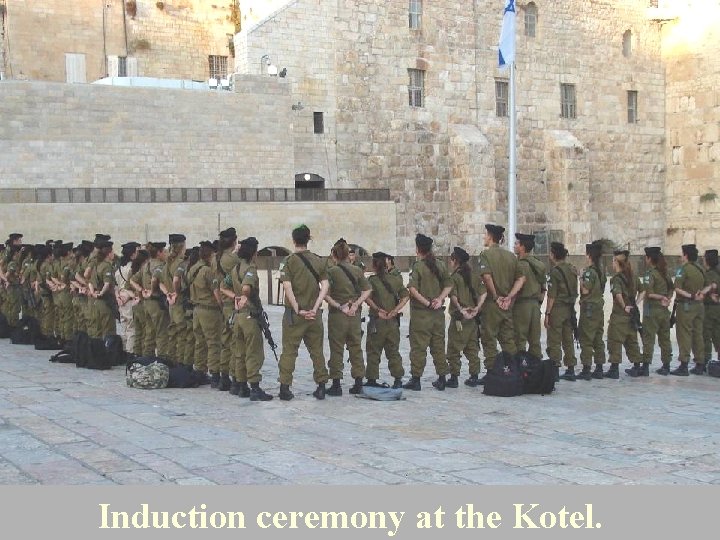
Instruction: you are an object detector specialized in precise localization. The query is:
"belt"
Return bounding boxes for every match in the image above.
[194,304,220,311]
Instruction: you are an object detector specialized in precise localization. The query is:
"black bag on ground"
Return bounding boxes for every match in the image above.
[519,352,555,395]
[0,313,12,339]
[482,352,525,397]
[72,331,91,368]
[167,365,205,388]
[84,337,113,370]
[104,334,126,366]
[34,327,64,350]
[707,361,720,378]
[10,317,39,345]
[49,349,75,364]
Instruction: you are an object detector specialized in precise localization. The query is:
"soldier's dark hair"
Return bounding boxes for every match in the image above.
[418,243,443,284]
[199,244,214,262]
[615,252,634,288]
[186,247,200,270]
[705,251,718,269]
[453,256,473,292]
[331,239,350,261]
[147,244,160,258]
[550,243,568,260]
[588,250,601,269]
[237,242,257,263]
[648,252,674,291]
[372,254,386,275]
[292,226,311,246]
[518,238,535,253]
[131,250,149,274]
[488,230,504,244]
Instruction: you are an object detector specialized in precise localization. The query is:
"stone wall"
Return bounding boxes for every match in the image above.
[0,0,233,82]
[0,78,294,188]
[661,0,720,253]
[237,0,668,255]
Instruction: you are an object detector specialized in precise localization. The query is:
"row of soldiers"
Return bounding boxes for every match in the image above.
[1,225,718,400]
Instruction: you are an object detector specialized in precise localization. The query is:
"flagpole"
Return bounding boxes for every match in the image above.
[508,61,517,249]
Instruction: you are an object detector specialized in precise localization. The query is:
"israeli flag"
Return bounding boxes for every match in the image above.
[498,0,516,67]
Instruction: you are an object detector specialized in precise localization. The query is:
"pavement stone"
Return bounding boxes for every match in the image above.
[1,303,719,485]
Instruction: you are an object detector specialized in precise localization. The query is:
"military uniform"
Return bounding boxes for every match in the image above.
[513,255,545,360]
[674,256,705,369]
[546,261,578,368]
[641,264,673,368]
[229,258,265,386]
[189,257,222,375]
[142,254,170,358]
[161,250,185,363]
[478,244,521,370]
[366,270,408,383]
[579,263,607,369]
[446,267,484,379]
[278,250,330,389]
[703,264,720,363]
[115,261,136,352]
[174,258,195,367]
[38,257,56,337]
[607,272,642,369]
[55,253,75,342]
[89,257,116,338]
[216,247,241,382]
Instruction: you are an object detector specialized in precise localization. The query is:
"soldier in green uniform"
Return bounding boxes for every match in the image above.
[172,247,197,370]
[446,247,486,388]
[141,242,170,359]
[37,246,56,338]
[324,239,372,396]
[578,241,607,380]
[215,228,240,392]
[634,247,673,376]
[277,225,330,401]
[701,249,720,365]
[545,242,579,381]
[478,224,524,381]
[116,242,140,353]
[403,234,453,391]
[70,241,94,335]
[512,234,546,362]
[87,241,117,339]
[161,234,186,364]
[226,237,273,401]
[606,250,641,379]
[672,244,706,376]
[20,245,40,326]
[364,252,409,388]
[348,247,366,271]
[386,255,401,277]
[189,241,223,382]
[50,243,75,343]
[127,249,149,355]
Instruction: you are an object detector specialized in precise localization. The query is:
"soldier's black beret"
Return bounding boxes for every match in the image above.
[240,237,259,247]
[121,241,141,250]
[372,251,388,259]
[515,233,535,242]
[452,246,470,264]
[150,241,167,250]
[200,240,214,250]
[168,234,186,244]
[682,244,697,256]
[613,249,630,258]
[644,246,662,256]
[219,227,237,239]
[485,224,505,236]
[415,234,433,250]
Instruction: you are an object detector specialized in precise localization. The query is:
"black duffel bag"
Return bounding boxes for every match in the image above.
[482,352,525,397]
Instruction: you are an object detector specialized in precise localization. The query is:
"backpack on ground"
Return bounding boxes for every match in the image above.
[84,337,113,370]
[72,331,91,368]
[10,317,37,345]
[126,357,170,389]
[707,361,720,378]
[167,365,206,388]
[519,352,556,395]
[104,334,127,366]
[0,313,11,339]
[482,351,524,397]
[49,349,75,364]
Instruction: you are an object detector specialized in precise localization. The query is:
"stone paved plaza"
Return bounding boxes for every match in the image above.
[1,304,719,486]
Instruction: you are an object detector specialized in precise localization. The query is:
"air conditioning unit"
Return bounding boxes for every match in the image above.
[208,78,218,89]
[220,78,230,90]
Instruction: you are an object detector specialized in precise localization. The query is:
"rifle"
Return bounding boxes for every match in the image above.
[669,301,677,328]
[255,309,279,363]
[630,305,643,334]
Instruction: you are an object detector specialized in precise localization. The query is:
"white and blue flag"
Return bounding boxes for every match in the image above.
[498,0,516,67]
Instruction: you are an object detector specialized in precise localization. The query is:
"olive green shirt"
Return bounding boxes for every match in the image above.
[226,259,259,314]
[517,256,546,301]
[547,261,578,304]
[478,244,522,298]
[327,262,371,307]
[279,250,328,311]
[216,250,241,305]
[449,269,485,318]
[161,256,183,292]
[610,273,637,315]
[704,268,720,305]
[674,262,705,296]
[580,264,606,305]
[92,260,116,292]
[643,267,672,304]
[368,272,408,317]
[408,258,451,309]
[188,261,219,307]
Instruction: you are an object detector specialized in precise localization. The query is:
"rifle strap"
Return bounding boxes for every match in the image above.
[295,252,321,285]
[554,265,575,303]
[377,273,400,306]
[337,263,361,296]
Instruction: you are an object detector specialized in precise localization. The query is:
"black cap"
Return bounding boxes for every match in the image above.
[451,246,470,264]
[644,246,662,256]
[586,242,602,256]
[62,242,74,251]
[8,233,23,240]
[94,234,111,242]
[613,249,630,258]
[200,240,214,250]
[705,249,718,257]
[485,224,505,236]
[415,234,433,250]
[240,236,259,247]
[81,240,95,249]
[34,243,46,251]
[372,251,388,259]
[515,233,535,242]
[219,227,237,239]
[682,244,697,256]
[149,241,167,250]
[169,234,186,244]
[97,241,113,249]
[121,241,140,250]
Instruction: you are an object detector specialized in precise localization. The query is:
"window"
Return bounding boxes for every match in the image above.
[208,55,228,80]
[627,90,638,123]
[313,112,324,134]
[623,30,632,58]
[408,69,425,107]
[560,83,576,119]
[409,0,422,29]
[525,2,537,38]
[117,56,127,77]
[65,53,87,83]
[495,79,509,117]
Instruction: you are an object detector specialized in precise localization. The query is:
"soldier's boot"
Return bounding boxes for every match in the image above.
[192,369,210,385]
[639,363,650,377]
[364,378,381,387]
[209,372,221,389]
[591,364,604,379]
[402,376,421,391]
[559,367,576,381]
[326,379,342,397]
[446,374,459,388]
[312,383,326,400]
[229,381,241,395]
[554,364,560,382]
[689,362,705,375]
[464,374,480,387]
[655,363,671,376]
[578,365,593,381]
[392,377,403,389]
[670,362,689,376]
[478,375,487,385]
[249,383,273,402]
[237,382,251,398]
[431,374,446,391]
[605,364,620,379]
[278,384,294,401]
[625,363,642,377]
[218,373,232,391]
[348,377,364,395]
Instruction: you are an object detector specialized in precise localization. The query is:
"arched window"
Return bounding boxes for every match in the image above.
[525,2,538,38]
[623,30,632,57]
